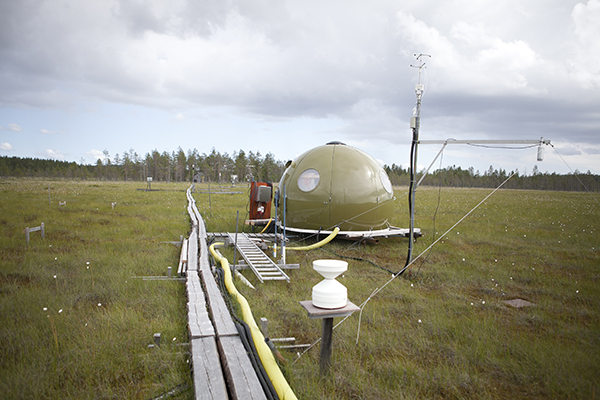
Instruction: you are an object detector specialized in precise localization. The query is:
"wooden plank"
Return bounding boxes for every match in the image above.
[195,211,239,337]
[199,268,239,337]
[186,271,202,298]
[188,231,198,272]
[218,336,268,400]
[187,272,215,339]
[188,205,197,226]
[188,302,215,339]
[178,238,188,276]
[190,337,229,400]
[299,300,360,319]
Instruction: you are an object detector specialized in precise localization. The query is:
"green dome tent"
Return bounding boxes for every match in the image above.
[277,142,395,234]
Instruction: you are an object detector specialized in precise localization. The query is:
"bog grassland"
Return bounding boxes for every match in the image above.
[1,179,599,399]
[0,179,192,399]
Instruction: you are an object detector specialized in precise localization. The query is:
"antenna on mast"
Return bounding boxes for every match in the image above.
[410,53,430,85]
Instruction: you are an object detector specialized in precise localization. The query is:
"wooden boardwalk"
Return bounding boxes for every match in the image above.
[185,187,267,400]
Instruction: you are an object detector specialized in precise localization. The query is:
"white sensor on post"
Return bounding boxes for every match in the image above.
[312,260,348,309]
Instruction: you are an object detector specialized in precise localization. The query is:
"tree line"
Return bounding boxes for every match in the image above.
[0,148,285,184]
[1,149,598,192]
[385,163,600,192]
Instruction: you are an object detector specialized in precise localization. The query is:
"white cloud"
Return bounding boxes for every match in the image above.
[8,123,22,132]
[44,149,65,160]
[0,142,13,151]
[396,12,542,96]
[40,128,58,134]
[85,149,105,162]
[175,113,184,121]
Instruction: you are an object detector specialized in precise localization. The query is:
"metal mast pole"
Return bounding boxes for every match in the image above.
[405,53,430,269]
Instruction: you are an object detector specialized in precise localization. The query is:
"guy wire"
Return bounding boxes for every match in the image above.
[550,144,599,206]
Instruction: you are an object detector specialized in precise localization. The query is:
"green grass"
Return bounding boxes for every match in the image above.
[197,185,600,399]
[0,179,192,399]
[2,180,598,399]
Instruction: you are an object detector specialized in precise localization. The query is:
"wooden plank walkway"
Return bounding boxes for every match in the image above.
[185,186,267,400]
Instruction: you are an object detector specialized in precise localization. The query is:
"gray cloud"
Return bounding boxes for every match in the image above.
[0,0,598,165]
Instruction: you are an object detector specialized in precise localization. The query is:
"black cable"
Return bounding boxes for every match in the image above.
[404,126,418,269]
[235,322,278,400]
[239,321,279,400]
[320,248,396,275]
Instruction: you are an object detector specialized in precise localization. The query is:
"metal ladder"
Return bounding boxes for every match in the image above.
[228,233,290,283]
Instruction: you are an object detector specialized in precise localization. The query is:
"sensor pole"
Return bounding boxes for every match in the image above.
[405,53,430,268]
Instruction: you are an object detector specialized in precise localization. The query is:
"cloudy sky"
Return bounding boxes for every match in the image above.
[1,0,599,175]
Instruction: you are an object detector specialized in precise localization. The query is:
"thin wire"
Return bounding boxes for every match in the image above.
[467,143,538,150]
[550,144,600,206]
[320,247,396,275]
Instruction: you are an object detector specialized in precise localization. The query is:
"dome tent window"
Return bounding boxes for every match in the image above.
[298,169,320,192]
[380,170,393,194]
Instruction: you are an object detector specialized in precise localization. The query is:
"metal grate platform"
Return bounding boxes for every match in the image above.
[228,232,290,283]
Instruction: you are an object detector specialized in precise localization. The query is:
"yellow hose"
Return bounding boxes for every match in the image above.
[259,218,273,234]
[286,226,340,251]
[209,243,298,400]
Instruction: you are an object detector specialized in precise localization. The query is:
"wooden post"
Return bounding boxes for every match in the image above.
[260,317,268,338]
[320,317,334,374]
[299,300,360,375]
[208,183,212,216]
[25,224,45,244]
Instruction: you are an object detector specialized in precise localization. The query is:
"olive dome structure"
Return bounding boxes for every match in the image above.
[278,142,395,233]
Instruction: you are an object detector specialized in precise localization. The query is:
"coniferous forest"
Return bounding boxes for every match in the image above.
[1,148,598,192]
